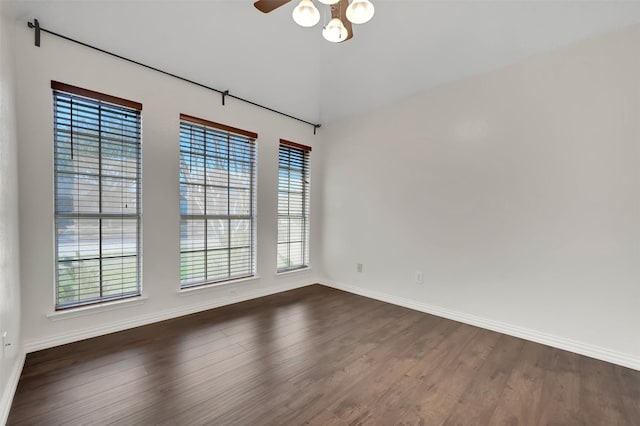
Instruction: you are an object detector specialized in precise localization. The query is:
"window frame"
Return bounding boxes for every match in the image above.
[277,139,311,273]
[52,81,143,310]
[178,113,258,289]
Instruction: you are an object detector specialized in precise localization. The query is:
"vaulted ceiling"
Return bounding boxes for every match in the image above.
[9,0,640,124]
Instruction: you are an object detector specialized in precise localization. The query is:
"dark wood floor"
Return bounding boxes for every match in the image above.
[8,285,640,425]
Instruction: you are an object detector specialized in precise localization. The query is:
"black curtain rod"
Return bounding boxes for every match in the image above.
[27,19,322,135]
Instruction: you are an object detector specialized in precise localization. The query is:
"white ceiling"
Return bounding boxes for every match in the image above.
[9,0,640,124]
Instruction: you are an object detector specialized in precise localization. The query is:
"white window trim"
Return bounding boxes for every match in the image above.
[274,266,312,277]
[177,275,261,295]
[46,295,148,320]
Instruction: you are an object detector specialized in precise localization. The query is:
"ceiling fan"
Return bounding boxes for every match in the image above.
[254,0,375,43]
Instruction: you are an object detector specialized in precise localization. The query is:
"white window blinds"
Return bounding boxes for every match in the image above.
[277,140,311,272]
[53,81,142,310]
[179,114,258,288]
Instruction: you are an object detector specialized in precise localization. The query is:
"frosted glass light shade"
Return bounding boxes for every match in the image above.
[322,18,348,43]
[292,0,320,27]
[318,0,340,4]
[346,0,375,24]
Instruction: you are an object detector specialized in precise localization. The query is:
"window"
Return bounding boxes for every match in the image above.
[179,114,258,288]
[277,140,311,272]
[53,81,142,310]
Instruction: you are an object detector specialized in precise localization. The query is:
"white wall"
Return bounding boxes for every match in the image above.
[0,1,23,423]
[322,24,640,368]
[14,21,325,351]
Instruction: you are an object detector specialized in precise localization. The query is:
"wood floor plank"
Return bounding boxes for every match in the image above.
[8,285,640,426]
[536,348,583,425]
[391,328,503,423]
[441,334,526,425]
[487,340,549,425]
[63,292,396,425]
[579,356,628,425]
[616,365,640,424]
[275,315,449,425]
[326,317,460,423]
[168,305,426,425]
[303,409,348,426]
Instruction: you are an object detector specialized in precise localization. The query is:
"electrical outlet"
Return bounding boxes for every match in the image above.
[2,331,9,359]
[357,263,363,273]
[415,271,423,285]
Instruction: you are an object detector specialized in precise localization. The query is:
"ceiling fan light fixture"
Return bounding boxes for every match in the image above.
[255,0,374,43]
[346,0,375,24]
[322,17,348,43]
[292,0,320,27]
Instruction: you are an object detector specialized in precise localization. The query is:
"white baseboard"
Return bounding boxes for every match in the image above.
[323,281,640,371]
[1,351,26,426]
[24,281,314,354]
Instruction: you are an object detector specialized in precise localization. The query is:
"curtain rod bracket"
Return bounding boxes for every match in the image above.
[222,90,229,106]
[313,124,321,135]
[27,19,41,47]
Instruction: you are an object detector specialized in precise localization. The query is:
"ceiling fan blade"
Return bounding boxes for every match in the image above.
[332,0,353,42]
[254,0,292,13]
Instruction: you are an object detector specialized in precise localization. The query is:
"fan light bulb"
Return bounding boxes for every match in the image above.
[292,0,320,27]
[346,0,375,24]
[318,0,340,4]
[322,18,348,43]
